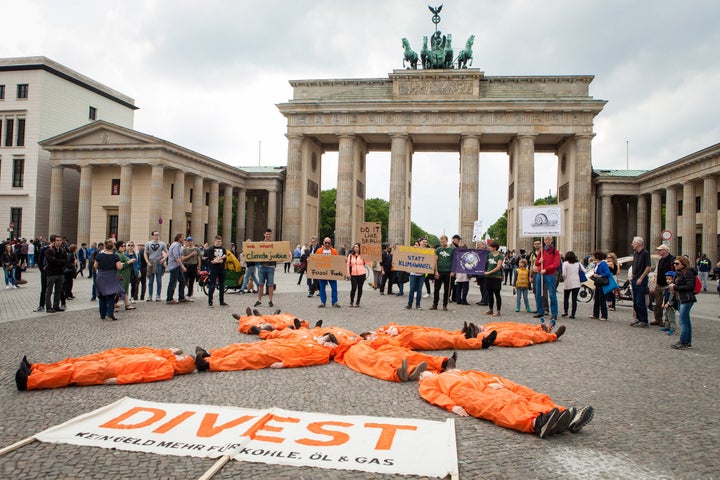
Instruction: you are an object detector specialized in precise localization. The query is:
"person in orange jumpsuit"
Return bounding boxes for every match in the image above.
[15,347,195,391]
[334,340,454,382]
[260,323,362,347]
[480,321,565,347]
[195,335,336,372]
[418,369,594,439]
[233,307,310,334]
[370,322,497,350]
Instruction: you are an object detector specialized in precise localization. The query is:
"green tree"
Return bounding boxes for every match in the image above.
[486,210,508,246]
[319,188,337,241]
[364,198,389,241]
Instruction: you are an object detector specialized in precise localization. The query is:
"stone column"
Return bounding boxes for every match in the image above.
[389,134,408,246]
[336,135,355,247]
[246,193,256,240]
[650,190,663,248]
[600,194,613,251]
[665,187,678,254]
[235,188,246,248]
[208,181,219,239]
[222,184,233,243]
[282,135,304,247]
[702,176,717,258]
[267,187,278,233]
[48,165,64,236]
[573,135,593,257]
[191,175,204,243]
[681,182,696,258]
[118,164,133,241]
[76,165,93,245]
[149,164,164,236]
[459,135,479,243]
[172,170,186,237]
[516,135,536,251]
[636,194,648,243]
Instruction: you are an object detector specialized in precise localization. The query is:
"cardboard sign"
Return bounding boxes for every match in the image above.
[359,222,382,262]
[34,397,459,478]
[242,241,291,263]
[391,246,437,274]
[307,254,346,280]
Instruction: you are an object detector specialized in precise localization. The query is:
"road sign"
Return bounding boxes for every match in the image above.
[661,229,673,241]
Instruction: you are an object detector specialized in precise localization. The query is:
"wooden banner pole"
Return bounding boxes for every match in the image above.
[0,436,36,456]
[197,454,232,480]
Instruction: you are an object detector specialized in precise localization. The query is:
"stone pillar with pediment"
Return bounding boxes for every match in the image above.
[77,164,93,245]
[48,165,64,236]
[191,175,204,243]
[459,135,479,243]
[222,184,233,243]
[119,164,133,241]
[681,182,696,257]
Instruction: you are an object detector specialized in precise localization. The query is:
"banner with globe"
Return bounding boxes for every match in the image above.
[451,248,488,275]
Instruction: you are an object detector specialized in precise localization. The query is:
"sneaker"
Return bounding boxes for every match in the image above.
[407,361,428,381]
[561,313,568,317]
[194,347,211,372]
[268,301,274,307]
[185,297,194,302]
[555,325,566,339]
[534,408,561,439]
[5,286,9,290]
[481,330,497,349]
[167,300,179,305]
[254,301,262,307]
[672,342,691,350]
[492,312,502,317]
[442,352,457,371]
[155,297,161,302]
[429,305,438,310]
[550,408,575,435]
[527,308,534,313]
[629,320,641,326]
[484,310,494,315]
[219,303,229,306]
[397,358,409,382]
[415,306,422,310]
[633,322,649,328]
[318,304,326,308]
[404,305,412,310]
[146,298,152,302]
[660,326,670,332]
[549,319,556,330]
[515,308,520,312]
[208,302,213,307]
[422,294,430,298]
[667,329,675,335]
[533,313,544,318]
[541,324,551,334]
[569,406,594,433]
[395,292,404,296]
[232,313,242,320]
[248,326,261,335]
[332,304,341,308]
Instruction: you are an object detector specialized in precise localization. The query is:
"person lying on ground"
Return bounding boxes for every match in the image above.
[260,321,361,346]
[16,347,195,391]
[367,322,497,350]
[194,334,337,372]
[418,369,593,439]
[479,321,565,347]
[334,340,456,383]
[233,307,309,334]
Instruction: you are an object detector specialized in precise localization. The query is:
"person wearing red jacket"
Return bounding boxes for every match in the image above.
[534,236,562,325]
[418,369,594,439]
[16,347,195,391]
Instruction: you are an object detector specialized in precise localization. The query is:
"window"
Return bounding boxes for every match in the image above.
[111,179,120,195]
[107,215,118,239]
[15,119,25,147]
[89,106,97,120]
[205,191,210,206]
[0,85,5,100]
[695,196,701,213]
[170,183,174,199]
[16,84,28,99]
[677,200,683,216]
[4,119,12,147]
[10,208,22,238]
[12,158,24,187]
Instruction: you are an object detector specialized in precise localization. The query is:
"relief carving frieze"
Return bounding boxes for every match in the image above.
[397,79,473,96]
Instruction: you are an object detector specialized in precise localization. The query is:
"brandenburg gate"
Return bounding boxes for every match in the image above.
[278,68,606,254]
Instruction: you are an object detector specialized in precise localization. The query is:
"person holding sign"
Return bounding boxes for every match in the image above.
[430,235,453,311]
[255,229,276,308]
[346,243,367,307]
[317,237,341,308]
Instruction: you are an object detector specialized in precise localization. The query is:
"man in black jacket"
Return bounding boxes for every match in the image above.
[44,234,68,313]
[651,244,674,326]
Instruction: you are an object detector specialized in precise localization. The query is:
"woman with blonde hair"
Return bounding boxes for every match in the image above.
[605,252,620,311]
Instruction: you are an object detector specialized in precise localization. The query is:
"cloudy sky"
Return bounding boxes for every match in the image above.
[4,0,719,240]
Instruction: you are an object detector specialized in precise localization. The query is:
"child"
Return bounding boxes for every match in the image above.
[515,259,532,313]
[454,272,470,305]
[660,271,677,335]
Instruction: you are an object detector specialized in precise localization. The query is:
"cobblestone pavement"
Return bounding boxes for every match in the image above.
[1,268,719,479]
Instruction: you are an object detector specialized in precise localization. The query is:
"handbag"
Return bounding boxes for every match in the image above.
[593,275,609,287]
[578,264,587,283]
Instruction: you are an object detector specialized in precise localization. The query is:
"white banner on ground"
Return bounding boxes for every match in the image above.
[34,397,458,478]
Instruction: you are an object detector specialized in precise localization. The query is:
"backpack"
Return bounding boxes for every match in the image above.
[693,275,702,294]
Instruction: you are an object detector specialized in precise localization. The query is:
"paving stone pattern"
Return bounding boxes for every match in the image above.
[1,269,719,479]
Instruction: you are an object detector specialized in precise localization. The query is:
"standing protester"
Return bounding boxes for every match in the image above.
[483,241,504,317]
[668,256,697,349]
[44,235,67,313]
[629,236,652,328]
[144,231,168,302]
[94,240,123,321]
[87,242,97,279]
[126,242,140,302]
[317,237,340,308]
[27,240,35,268]
[430,235,453,311]
[474,241,489,306]
[182,236,202,301]
[77,243,88,278]
[165,233,188,305]
[561,251,582,319]
[136,243,147,301]
[255,228,277,308]
[305,236,320,297]
[346,242,367,307]
[379,243,394,295]
[651,245,674,325]
[2,243,18,289]
[115,241,137,311]
[63,244,78,300]
[204,235,228,308]
[238,238,258,294]
[697,253,711,293]
[533,236,561,324]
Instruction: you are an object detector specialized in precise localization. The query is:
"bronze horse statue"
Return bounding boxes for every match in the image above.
[457,34,475,68]
[420,36,430,69]
[401,38,419,70]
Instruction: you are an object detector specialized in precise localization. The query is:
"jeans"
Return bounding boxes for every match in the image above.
[207,268,225,305]
[677,301,693,345]
[240,265,258,292]
[632,277,649,323]
[166,267,186,301]
[3,267,16,286]
[535,274,558,316]
[147,263,164,298]
[407,275,424,307]
[318,279,338,305]
[516,287,530,310]
[564,288,579,316]
[98,293,115,318]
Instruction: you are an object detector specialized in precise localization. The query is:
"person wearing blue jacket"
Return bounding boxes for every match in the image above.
[589,251,618,321]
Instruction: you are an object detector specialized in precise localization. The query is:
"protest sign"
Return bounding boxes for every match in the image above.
[520,206,563,237]
[359,222,382,262]
[307,254,346,280]
[242,241,292,263]
[391,246,437,274]
[451,248,488,275]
